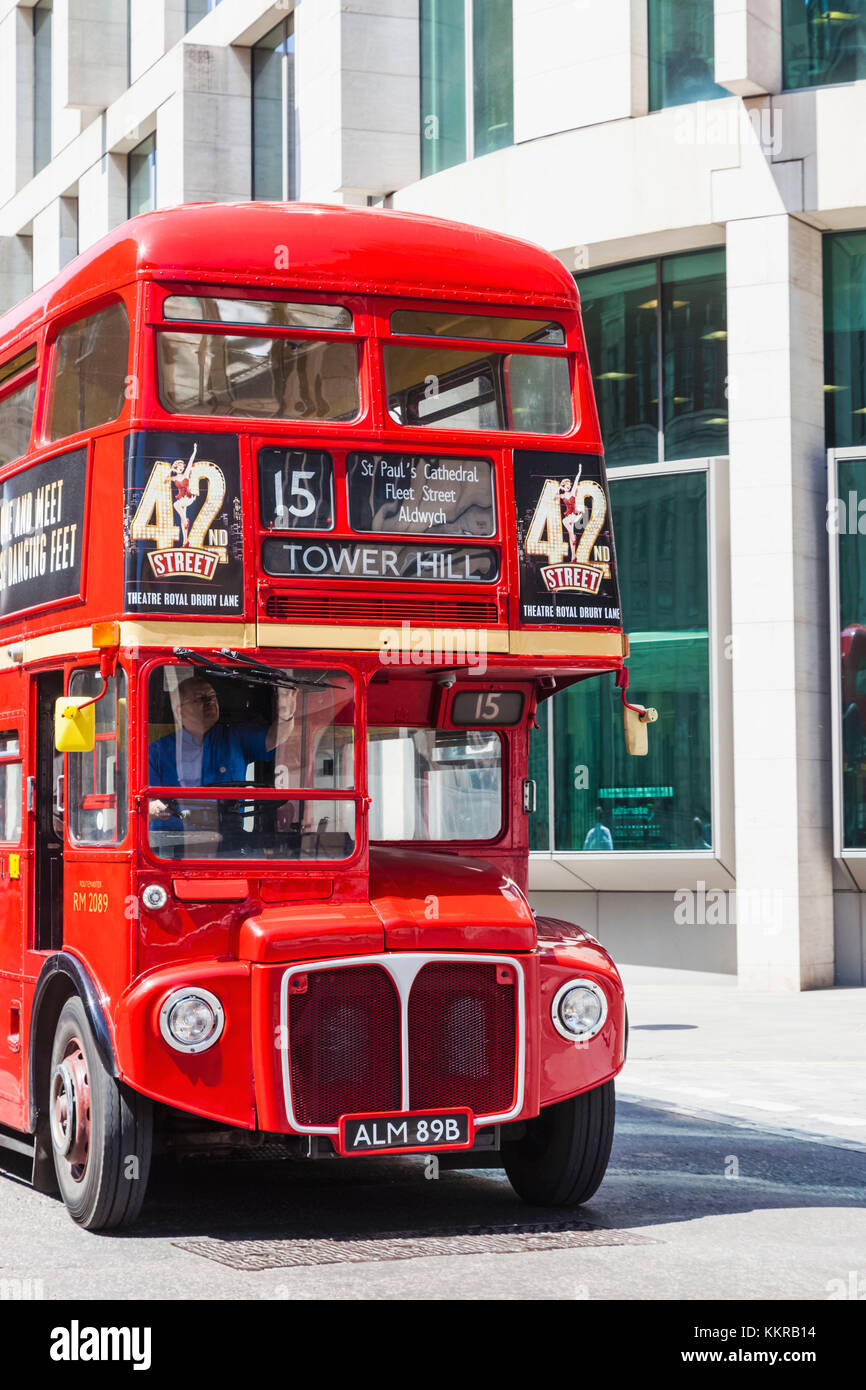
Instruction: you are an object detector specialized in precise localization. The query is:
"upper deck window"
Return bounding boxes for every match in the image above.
[384,343,572,434]
[157,331,359,422]
[48,301,130,441]
[165,296,352,331]
[0,346,38,467]
[391,310,564,344]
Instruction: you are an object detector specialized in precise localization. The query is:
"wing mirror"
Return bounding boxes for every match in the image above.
[54,697,96,753]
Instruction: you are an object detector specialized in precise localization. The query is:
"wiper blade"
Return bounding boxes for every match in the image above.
[171,650,332,695]
[217,650,339,689]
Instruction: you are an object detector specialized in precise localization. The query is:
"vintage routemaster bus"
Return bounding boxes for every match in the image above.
[0,203,646,1230]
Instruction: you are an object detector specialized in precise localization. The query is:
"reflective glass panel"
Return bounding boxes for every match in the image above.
[538,472,711,852]
[384,345,572,433]
[420,0,466,176]
[824,232,866,449]
[662,250,728,460]
[0,379,36,466]
[782,0,866,90]
[49,301,130,440]
[648,0,728,110]
[391,310,563,343]
[528,698,549,850]
[128,134,156,218]
[252,18,296,201]
[147,664,356,861]
[838,457,866,848]
[158,332,359,421]
[580,261,659,466]
[68,668,128,845]
[165,297,351,330]
[368,727,502,840]
[473,0,513,157]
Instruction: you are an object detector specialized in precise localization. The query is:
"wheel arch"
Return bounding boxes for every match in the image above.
[28,953,117,1131]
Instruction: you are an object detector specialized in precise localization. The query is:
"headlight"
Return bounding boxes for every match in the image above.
[551,979,608,1042]
[159,988,224,1054]
[142,883,168,910]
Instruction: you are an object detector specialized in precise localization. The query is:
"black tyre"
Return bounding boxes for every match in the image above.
[49,995,153,1231]
[503,1080,615,1207]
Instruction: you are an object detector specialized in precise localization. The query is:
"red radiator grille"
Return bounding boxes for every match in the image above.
[288,966,401,1126]
[407,962,517,1116]
[262,592,500,626]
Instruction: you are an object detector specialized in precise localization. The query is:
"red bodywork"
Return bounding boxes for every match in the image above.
[0,204,627,1154]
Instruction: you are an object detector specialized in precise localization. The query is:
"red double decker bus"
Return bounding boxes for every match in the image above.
[0,203,636,1230]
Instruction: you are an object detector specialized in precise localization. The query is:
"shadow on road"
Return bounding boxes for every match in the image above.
[83,1096,866,1247]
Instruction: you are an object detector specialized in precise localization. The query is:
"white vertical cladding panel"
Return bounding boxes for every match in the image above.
[714,0,782,97]
[0,234,33,316]
[62,0,128,113]
[129,0,186,85]
[32,193,77,289]
[295,0,343,203]
[297,0,419,202]
[78,151,126,251]
[726,213,833,990]
[514,0,646,144]
[50,1,84,150]
[0,5,35,202]
[157,43,251,208]
[340,0,419,196]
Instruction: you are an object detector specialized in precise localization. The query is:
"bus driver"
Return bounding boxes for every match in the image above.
[149,676,298,819]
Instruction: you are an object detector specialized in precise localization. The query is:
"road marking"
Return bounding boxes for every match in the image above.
[727,1100,799,1112]
[811,1114,866,1126]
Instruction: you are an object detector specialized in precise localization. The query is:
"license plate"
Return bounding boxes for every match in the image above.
[337,1108,474,1157]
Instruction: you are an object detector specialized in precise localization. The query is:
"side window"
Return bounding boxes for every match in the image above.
[48,301,130,441]
[0,346,38,466]
[0,728,22,843]
[67,668,128,845]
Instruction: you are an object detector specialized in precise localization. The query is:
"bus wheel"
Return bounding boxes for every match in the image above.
[503,1080,615,1207]
[49,996,152,1231]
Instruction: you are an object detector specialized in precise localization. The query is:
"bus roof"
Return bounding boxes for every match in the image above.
[0,202,579,348]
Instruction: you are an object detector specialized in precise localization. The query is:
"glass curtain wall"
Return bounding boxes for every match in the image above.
[128,134,156,217]
[33,0,52,174]
[825,232,866,449]
[530,472,712,852]
[420,0,513,177]
[185,0,221,29]
[252,17,297,201]
[580,251,728,466]
[838,458,866,849]
[782,0,866,89]
[648,0,728,109]
[827,232,866,848]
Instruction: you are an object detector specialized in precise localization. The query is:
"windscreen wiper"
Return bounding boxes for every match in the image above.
[217,650,338,688]
[172,648,338,691]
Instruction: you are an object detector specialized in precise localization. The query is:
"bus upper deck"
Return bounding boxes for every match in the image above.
[0,202,624,678]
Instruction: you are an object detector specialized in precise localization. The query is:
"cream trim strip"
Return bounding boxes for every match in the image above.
[1,620,625,666]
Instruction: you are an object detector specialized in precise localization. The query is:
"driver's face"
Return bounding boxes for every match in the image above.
[178,681,219,737]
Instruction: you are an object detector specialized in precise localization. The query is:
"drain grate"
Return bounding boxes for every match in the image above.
[173,1220,654,1270]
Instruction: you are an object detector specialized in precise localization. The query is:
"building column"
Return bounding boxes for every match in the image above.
[715,0,782,96]
[726,213,834,990]
[0,234,32,315]
[78,153,127,252]
[156,43,251,208]
[295,0,419,203]
[32,195,78,290]
[514,0,646,142]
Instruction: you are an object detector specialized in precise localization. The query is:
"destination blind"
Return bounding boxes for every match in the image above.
[346,453,495,536]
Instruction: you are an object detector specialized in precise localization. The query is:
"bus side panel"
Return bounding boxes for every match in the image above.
[62,859,133,1015]
[0,674,27,1126]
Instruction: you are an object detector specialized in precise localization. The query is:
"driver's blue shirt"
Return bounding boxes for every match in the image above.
[149,722,274,788]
